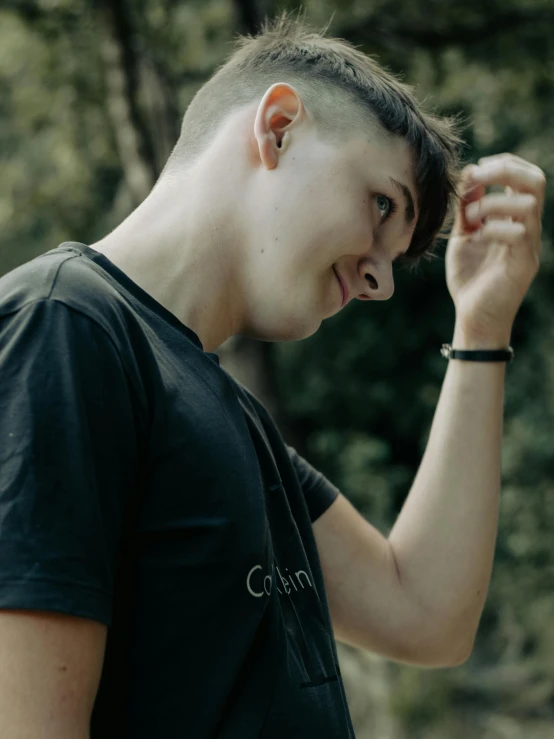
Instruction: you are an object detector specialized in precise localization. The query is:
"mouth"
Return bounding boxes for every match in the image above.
[333,265,348,308]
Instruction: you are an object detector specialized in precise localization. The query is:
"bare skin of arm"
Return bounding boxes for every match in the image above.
[314,351,504,667]
[0,609,107,738]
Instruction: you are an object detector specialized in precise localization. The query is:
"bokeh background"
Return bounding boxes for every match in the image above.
[1,0,554,736]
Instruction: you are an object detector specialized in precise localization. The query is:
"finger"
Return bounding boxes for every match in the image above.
[465,190,542,257]
[477,153,540,174]
[473,219,541,274]
[477,219,526,242]
[473,218,541,261]
[465,193,539,226]
[470,160,546,212]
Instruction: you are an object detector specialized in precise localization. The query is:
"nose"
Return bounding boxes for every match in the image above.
[356,258,395,301]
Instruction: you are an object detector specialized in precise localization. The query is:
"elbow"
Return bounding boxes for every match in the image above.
[429,621,477,667]
[443,608,482,666]
[410,591,482,667]
[441,635,474,667]
[413,636,474,669]
[401,618,477,668]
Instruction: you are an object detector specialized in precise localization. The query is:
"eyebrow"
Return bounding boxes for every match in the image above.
[386,176,417,228]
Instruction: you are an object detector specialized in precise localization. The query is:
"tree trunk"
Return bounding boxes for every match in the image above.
[95,0,156,206]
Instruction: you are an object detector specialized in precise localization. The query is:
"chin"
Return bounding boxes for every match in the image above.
[244,312,321,343]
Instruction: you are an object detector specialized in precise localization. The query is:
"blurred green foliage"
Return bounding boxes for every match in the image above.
[1,0,554,736]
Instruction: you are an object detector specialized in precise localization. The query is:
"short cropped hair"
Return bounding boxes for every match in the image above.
[159,13,466,264]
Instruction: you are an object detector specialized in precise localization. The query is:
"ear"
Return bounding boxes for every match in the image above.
[254,83,305,170]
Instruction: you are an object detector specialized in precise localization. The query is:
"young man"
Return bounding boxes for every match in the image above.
[0,14,545,739]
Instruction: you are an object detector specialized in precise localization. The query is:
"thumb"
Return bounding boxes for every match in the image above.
[451,164,486,238]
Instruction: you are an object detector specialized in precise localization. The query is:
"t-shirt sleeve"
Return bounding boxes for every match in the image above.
[0,299,139,627]
[287,445,340,523]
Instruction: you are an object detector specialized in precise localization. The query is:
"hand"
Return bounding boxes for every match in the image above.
[445,153,545,346]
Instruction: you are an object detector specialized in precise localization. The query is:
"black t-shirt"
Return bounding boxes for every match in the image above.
[0,242,356,738]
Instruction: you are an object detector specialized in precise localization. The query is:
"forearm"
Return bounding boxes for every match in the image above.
[388,326,506,650]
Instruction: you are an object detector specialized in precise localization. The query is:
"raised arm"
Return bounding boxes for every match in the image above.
[313,153,545,666]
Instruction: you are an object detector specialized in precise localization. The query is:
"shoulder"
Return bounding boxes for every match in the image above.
[0,245,77,317]
[0,244,139,350]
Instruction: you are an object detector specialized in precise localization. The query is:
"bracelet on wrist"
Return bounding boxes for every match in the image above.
[440,344,514,363]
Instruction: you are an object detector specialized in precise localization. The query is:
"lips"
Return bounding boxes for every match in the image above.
[333,266,348,308]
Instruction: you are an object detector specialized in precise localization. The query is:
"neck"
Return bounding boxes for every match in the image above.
[89,178,245,352]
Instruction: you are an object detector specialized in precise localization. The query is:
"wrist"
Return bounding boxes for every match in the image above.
[452,322,512,351]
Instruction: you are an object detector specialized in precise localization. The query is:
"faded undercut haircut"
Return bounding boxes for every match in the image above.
[159,12,466,265]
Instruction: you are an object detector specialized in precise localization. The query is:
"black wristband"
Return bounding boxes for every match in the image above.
[440,344,514,362]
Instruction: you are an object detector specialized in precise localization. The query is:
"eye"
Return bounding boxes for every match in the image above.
[375,194,398,222]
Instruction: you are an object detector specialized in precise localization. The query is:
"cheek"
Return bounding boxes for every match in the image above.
[295,192,367,261]
[256,159,366,267]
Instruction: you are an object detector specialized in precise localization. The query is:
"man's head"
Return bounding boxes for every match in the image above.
[152,13,464,343]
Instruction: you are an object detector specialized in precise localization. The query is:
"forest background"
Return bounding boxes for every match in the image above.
[1,0,553,736]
